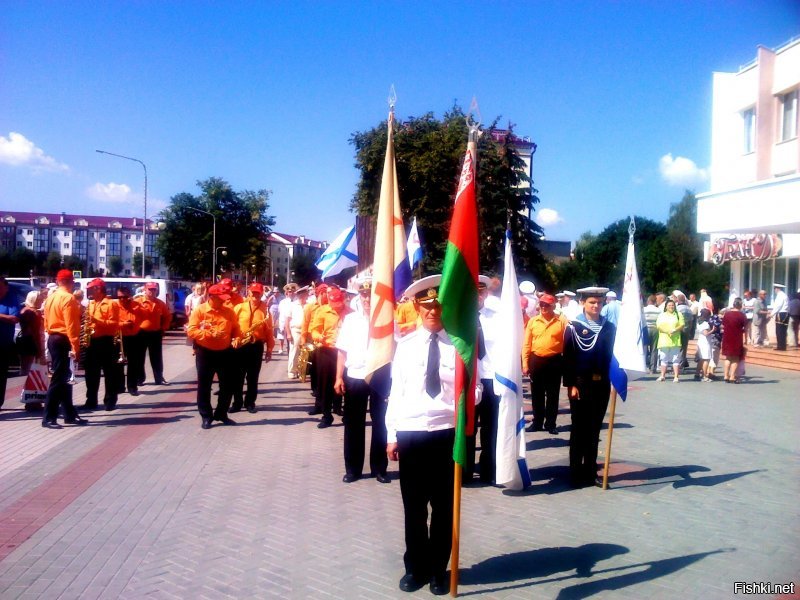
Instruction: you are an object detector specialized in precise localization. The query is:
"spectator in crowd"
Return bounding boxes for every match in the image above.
[770,283,789,351]
[742,289,756,345]
[699,289,714,313]
[789,290,800,348]
[643,294,661,373]
[706,309,723,379]
[673,291,694,369]
[695,309,713,381]
[656,299,684,382]
[18,290,45,376]
[721,298,748,384]
[0,276,21,407]
[600,290,621,326]
[752,289,769,347]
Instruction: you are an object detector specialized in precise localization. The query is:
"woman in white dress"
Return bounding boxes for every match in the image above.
[695,308,713,381]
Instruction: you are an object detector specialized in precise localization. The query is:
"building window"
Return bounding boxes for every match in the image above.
[53,242,59,249]
[125,258,131,264]
[780,89,798,142]
[742,107,755,153]
[27,229,33,235]
[99,233,105,239]
[64,231,70,237]
[124,269,131,275]
[126,234,132,240]
[135,246,141,253]
[100,244,105,250]
[63,243,69,250]
[107,232,122,257]
[27,241,32,248]
[100,257,106,264]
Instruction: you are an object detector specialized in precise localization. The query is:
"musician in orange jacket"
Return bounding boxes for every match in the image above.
[136,281,171,386]
[187,284,241,429]
[116,286,145,397]
[83,278,121,411]
[230,283,275,413]
[42,269,86,428]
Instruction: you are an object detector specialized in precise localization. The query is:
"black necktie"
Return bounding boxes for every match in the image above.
[426,333,441,397]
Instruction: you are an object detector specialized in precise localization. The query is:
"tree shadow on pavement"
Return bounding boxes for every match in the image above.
[458,545,731,597]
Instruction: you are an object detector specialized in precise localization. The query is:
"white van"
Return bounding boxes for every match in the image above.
[74,277,176,316]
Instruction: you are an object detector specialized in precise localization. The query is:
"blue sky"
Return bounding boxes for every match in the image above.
[2,1,798,247]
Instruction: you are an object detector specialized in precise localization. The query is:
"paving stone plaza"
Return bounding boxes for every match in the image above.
[1,332,797,599]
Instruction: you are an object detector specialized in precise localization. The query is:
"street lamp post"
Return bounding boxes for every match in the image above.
[186,206,217,280]
[215,247,228,279]
[96,150,148,277]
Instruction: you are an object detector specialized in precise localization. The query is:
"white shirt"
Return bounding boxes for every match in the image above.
[385,328,457,444]
[184,292,205,316]
[288,300,305,331]
[565,299,581,320]
[478,303,500,380]
[336,309,369,379]
[771,290,788,314]
[278,297,293,329]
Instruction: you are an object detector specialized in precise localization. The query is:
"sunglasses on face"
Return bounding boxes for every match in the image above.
[539,302,552,308]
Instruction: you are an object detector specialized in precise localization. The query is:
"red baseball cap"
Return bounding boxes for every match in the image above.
[248,282,264,295]
[539,293,556,306]
[207,284,231,301]
[219,278,232,287]
[86,278,105,289]
[315,283,328,294]
[327,287,345,302]
[56,269,74,282]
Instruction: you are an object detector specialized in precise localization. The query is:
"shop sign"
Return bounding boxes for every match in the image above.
[706,233,782,265]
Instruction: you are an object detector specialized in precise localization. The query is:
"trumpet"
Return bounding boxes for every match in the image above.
[115,330,128,365]
[79,308,94,349]
[232,320,266,349]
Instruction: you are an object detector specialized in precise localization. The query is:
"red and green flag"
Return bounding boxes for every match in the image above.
[439,138,479,467]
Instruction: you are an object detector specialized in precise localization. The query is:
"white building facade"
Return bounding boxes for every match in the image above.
[265,232,327,287]
[1,211,169,278]
[697,38,800,295]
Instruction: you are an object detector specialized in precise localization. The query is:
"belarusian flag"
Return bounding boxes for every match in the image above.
[439,138,479,467]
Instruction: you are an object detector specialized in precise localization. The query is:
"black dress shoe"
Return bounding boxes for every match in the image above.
[525,422,542,432]
[317,417,333,429]
[547,427,559,435]
[594,476,605,488]
[82,403,98,411]
[229,406,242,413]
[430,573,449,596]
[129,389,139,396]
[375,473,391,484]
[155,379,169,385]
[214,416,236,425]
[201,419,213,430]
[342,473,360,483]
[41,419,61,429]
[105,403,117,411]
[398,573,426,593]
[307,408,322,416]
[246,406,257,414]
[64,416,89,425]
[137,380,146,387]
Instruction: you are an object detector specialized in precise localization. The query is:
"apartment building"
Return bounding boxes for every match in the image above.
[265,232,328,286]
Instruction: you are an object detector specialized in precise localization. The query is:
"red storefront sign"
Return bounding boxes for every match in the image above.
[707,233,783,265]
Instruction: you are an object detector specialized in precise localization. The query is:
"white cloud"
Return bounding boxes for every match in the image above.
[86,182,134,203]
[536,208,564,227]
[0,132,70,173]
[659,153,707,187]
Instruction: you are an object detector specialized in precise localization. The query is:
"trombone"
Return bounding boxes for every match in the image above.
[115,329,128,365]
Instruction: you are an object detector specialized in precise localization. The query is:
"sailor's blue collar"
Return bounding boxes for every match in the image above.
[574,312,605,327]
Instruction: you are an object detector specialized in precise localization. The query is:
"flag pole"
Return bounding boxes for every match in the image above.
[450,112,480,598]
[602,388,618,489]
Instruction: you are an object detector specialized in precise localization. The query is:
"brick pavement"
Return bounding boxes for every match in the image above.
[0,333,797,599]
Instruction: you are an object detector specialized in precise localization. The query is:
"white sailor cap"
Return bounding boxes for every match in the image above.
[518,280,536,295]
[576,286,609,298]
[405,275,442,304]
[606,290,617,299]
[478,275,493,290]
[555,292,565,298]
[773,282,785,289]
[563,290,576,298]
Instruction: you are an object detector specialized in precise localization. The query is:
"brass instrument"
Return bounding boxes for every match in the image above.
[297,343,317,383]
[115,330,128,365]
[79,306,94,349]
[232,319,265,349]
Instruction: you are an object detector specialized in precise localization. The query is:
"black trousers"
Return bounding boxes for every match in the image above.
[44,333,78,422]
[568,377,610,483]
[530,354,562,430]
[231,342,264,409]
[85,335,119,408]
[476,379,499,482]
[195,346,234,420]
[139,330,164,383]
[343,374,388,477]
[397,428,454,580]
[0,346,9,409]
[315,347,339,420]
[116,334,143,393]
[775,313,789,351]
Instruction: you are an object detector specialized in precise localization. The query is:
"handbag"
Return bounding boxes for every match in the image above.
[14,331,37,356]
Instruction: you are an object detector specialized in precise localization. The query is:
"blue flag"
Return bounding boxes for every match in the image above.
[315,225,358,280]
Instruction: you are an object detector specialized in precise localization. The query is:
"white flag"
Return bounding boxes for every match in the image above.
[315,225,358,280]
[407,217,423,269]
[494,230,531,490]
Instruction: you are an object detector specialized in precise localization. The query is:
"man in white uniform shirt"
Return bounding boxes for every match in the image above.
[770,283,789,351]
[285,286,308,378]
[335,279,389,484]
[563,290,581,320]
[385,275,480,596]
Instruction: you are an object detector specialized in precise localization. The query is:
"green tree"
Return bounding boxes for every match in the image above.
[0,248,37,277]
[132,252,154,277]
[43,252,63,275]
[289,253,321,286]
[107,255,124,276]
[62,255,86,275]
[156,178,275,280]
[350,105,547,279]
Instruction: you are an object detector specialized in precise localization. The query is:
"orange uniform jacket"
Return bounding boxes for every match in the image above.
[224,292,245,310]
[522,313,569,367]
[87,297,120,338]
[137,297,171,332]
[395,300,419,336]
[233,301,275,353]
[43,287,81,355]
[187,303,240,351]
[309,305,351,348]
[301,302,320,343]
[117,300,144,336]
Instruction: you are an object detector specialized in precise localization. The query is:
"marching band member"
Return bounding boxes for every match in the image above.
[187,284,241,429]
[287,286,310,379]
[309,286,352,428]
[136,281,171,386]
[394,296,419,337]
[334,279,389,484]
[116,286,144,396]
[302,283,327,399]
[42,270,86,428]
[83,278,121,411]
[230,282,275,414]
